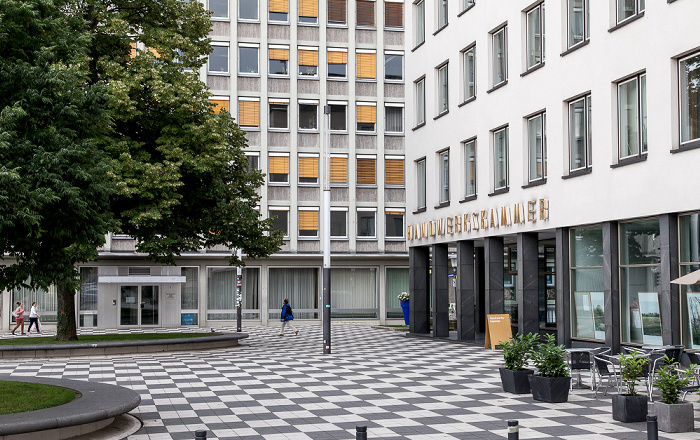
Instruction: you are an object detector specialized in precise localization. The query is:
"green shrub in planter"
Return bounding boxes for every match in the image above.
[654,356,696,433]
[501,333,538,370]
[613,350,649,422]
[530,334,569,378]
[656,356,694,404]
[618,350,648,396]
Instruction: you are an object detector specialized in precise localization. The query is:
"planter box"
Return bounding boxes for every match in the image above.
[528,375,571,403]
[499,368,534,394]
[655,401,694,433]
[612,394,647,423]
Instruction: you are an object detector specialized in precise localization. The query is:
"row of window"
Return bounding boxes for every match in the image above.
[416,49,700,207]
[247,153,404,186]
[210,0,404,29]
[269,206,405,239]
[212,98,404,133]
[209,44,404,82]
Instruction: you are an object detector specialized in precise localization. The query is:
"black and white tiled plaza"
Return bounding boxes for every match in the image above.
[1,324,699,439]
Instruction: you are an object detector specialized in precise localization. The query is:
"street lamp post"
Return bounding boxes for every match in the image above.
[322,105,331,354]
[236,248,242,332]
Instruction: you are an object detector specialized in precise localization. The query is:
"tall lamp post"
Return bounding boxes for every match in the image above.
[236,248,242,332]
[322,105,331,354]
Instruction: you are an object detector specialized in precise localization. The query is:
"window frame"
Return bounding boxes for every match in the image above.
[436,0,448,31]
[357,208,378,239]
[238,43,259,76]
[492,126,509,192]
[327,48,348,80]
[245,152,260,173]
[437,62,449,116]
[268,44,290,77]
[414,0,425,48]
[268,153,290,184]
[566,0,589,49]
[298,207,320,238]
[438,149,450,204]
[330,207,349,239]
[460,0,475,14]
[298,0,318,24]
[208,0,230,20]
[356,0,376,29]
[416,158,426,210]
[298,46,319,77]
[385,103,404,134]
[567,94,592,173]
[464,138,477,199]
[384,0,404,30]
[525,2,545,71]
[238,97,260,129]
[330,153,348,186]
[298,99,319,131]
[329,101,348,132]
[462,44,476,103]
[208,43,230,75]
[491,25,508,88]
[384,50,404,82]
[239,0,260,21]
[356,102,377,133]
[268,0,289,23]
[356,49,377,81]
[356,154,377,186]
[616,0,645,25]
[415,76,426,127]
[268,98,290,130]
[328,0,347,26]
[298,153,319,185]
[679,51,700,147]
[385,154,405,187]
[385,208,406,239]
[527,112,547,183]
[617,72,647,161]
[269,206,290,238]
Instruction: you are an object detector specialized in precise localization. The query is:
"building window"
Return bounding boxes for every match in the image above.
[357,155,376,185]
[299,100,318,130]
[356,103,376,132]
[618,73,647,160]
[268,154,289,183]
[416,158,426,209]
[239,0,259,20]
[330,268,378,318]
[414,0,425,47]
[298,0,318,24]
[269,99,289,129]
[385,209,405,238]
[79,267,98,327]
[526,2,545,70]
[528,112,546,182]
[245,153,260,173]
[438,150,449,203]
[269,0,289,22]
[437,63,448,115]
[461,0,475,12]
[330,208,348,238]
[493,127,508,190]
[357,209,377,238]
[180,267,199,325]
[209,0,229,19]
[268,46,289,75]
[330,154,348,185]
[298,154,319,184]
[568,94,591,172]
[437,0,447,29]
[357,0,375,27]
[269,207,289,236]
[328,49,347,79]
[299,208,319,237]
[415,77,425,126]
[567,0,589,48]
[463,45,475,101]
[570,225,605,340]
[679,51,700,145]
[464,139,476,197]
[328,0,347,25]
[238,98,260,128]
[268,268,317,319]
[209,97,229,114]
[492,26,507,87]
[385,51,403,81]
[385,0,403,29]
[385,105,404,133]
[298,47,318,76]
[238,44,259,75]
[617,0,644,24]
[356,50,376,80]
[329,102,347,131]
[386,267,409,319]
[385,155,405,186]
[208,44,229,74]
[679,213,700,350]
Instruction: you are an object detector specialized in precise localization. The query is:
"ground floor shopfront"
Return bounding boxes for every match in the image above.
[409,212,700,354]
[2,255,409,331]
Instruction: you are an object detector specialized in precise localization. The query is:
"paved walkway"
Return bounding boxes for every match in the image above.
[1,325,699,439]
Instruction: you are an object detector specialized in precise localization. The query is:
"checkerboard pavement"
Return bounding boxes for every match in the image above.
[1,324,700,439]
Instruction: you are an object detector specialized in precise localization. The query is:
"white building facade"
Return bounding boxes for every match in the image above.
[404,0,700,352]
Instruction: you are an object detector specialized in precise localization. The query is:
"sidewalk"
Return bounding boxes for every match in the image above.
[0,324,698,439]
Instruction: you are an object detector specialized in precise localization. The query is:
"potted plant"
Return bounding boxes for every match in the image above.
[612,350,649,422]
[398,292,410,325]
[499,333,537,394]
[654,356,695,433]
[528,334,571,403]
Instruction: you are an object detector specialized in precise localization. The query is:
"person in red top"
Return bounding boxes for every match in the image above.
[11,302,25,335]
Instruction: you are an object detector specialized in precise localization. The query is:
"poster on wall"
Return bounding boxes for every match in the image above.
[687,292,700,349]
[638,291,662,346]
[574,291,606,340]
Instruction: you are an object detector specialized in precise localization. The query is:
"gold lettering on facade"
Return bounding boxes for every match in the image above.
[421,222,427,238]
[430,221,435,236]
[464,214,471,232]
[447,216,453,234]
[454,215,461,233]
[513,204,524,224]
[480,210,488,229]
[501,206,511,226]
[407,225,412,241]
[472,213,479,231]
[490,208,498,228]
[539,198,549,220]
[528,200,536,222]
[437,218,444,235]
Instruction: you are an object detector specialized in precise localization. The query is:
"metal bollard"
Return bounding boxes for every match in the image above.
[356,425,367,440]
[647,415,658,440]
[507,420,519,440]
[194,429,207,440]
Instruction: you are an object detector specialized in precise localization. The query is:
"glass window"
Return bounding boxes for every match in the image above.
[539,242,557,328]
[330,154,348,185]
[417,159,426,209]
[209,0,229,18]
[385,52,403,81]
[617,0,644,24]
[79,267,98,327]
[268,154,289,183]
[385,210,405,238]
[465,139,476,197]
[208,45,229,74]
[298,155,318,184]
[356,51,376,80]
[568,94,592,171]
[328,49,347,78]
[181,267,199,325]
[526,3,545,70]
[385,106,403,133]
[328,0,347,25]
[384,1,403,29]
[439,150,449,203]
[330,209,348,238]
[415,77,425,125]
[357,155,376,185]
[385,156,404,186]
[437,0,447,29]
[528,113,546,182]
[298,48,318,76]
[357,210,376,238]
[239,0,259,20]
[239,98,260,128]
[330,268,377,318]
[330,103,347,131]
[268,268,318,320]
[299,209,319,237]
[298,0,318,23]
[269,0,289,22]
[437,64,448,114]
[618,73,647,159]
[680,213,700,349]
[462,0,475,11]
[493,127,508,190]
[414,0,425,47]
[268,47,289,75]
[357,0,375,27]
[567,0,589,48]
[356,104,376,132]
[492,26,507,86]
[269,101,289,129]
[570,225,605,340]
[246,154,259,173]
[238,45,259,74]
[269,208,289,235]
[207,267,235,319]
[299,102,318,130]
[679,51,700,144]
[386,267,409,319]
[463,46,475,101]
[504,245,518,325]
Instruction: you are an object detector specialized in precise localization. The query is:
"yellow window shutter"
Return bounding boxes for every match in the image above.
[148,47,161,58]
[269,0,289,13]
[356,0,375,27]
[269,155,289,174]
[385,158,404,185]
[239,100,259,127]
[298,49,318,66]
[299,0,318,18]
[328,51,347,64]
[357,158,376,184]
[209,99,229,114]
[130,42,137,58]
[356,52,375,79]
[269,48,289,60]
[299,156,319,178]
[384,2,403,28]
[328,0,347,23]
[330,157,347,183]
[356,105,376,123]
[386,210,404,215]
[299,210,318,231]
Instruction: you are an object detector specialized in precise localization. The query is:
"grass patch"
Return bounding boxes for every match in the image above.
[0,333,221,346]
[0,382,76,415]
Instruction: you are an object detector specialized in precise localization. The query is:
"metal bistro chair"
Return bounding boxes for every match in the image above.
[568,351,593,390]
[647,345,684,401]
[593,354,621,397]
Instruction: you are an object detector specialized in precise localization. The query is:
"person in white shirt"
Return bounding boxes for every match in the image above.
[27,302,41,334]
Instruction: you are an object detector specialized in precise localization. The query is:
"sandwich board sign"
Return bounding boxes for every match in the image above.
[484,314,513,349]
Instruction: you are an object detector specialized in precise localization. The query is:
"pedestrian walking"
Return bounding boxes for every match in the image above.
[27,302,41,334]
[11,302,25,335]
[278,298,299,336]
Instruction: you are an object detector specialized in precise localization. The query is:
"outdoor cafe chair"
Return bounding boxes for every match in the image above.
[647,345,684,402]
[592,354,621,397]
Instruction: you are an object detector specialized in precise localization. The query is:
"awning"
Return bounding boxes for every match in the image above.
[98,276,186,284]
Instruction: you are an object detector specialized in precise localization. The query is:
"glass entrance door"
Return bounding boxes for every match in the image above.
[120,285,159,326]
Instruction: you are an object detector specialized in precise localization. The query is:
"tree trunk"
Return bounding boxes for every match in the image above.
[56,280,78,341]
